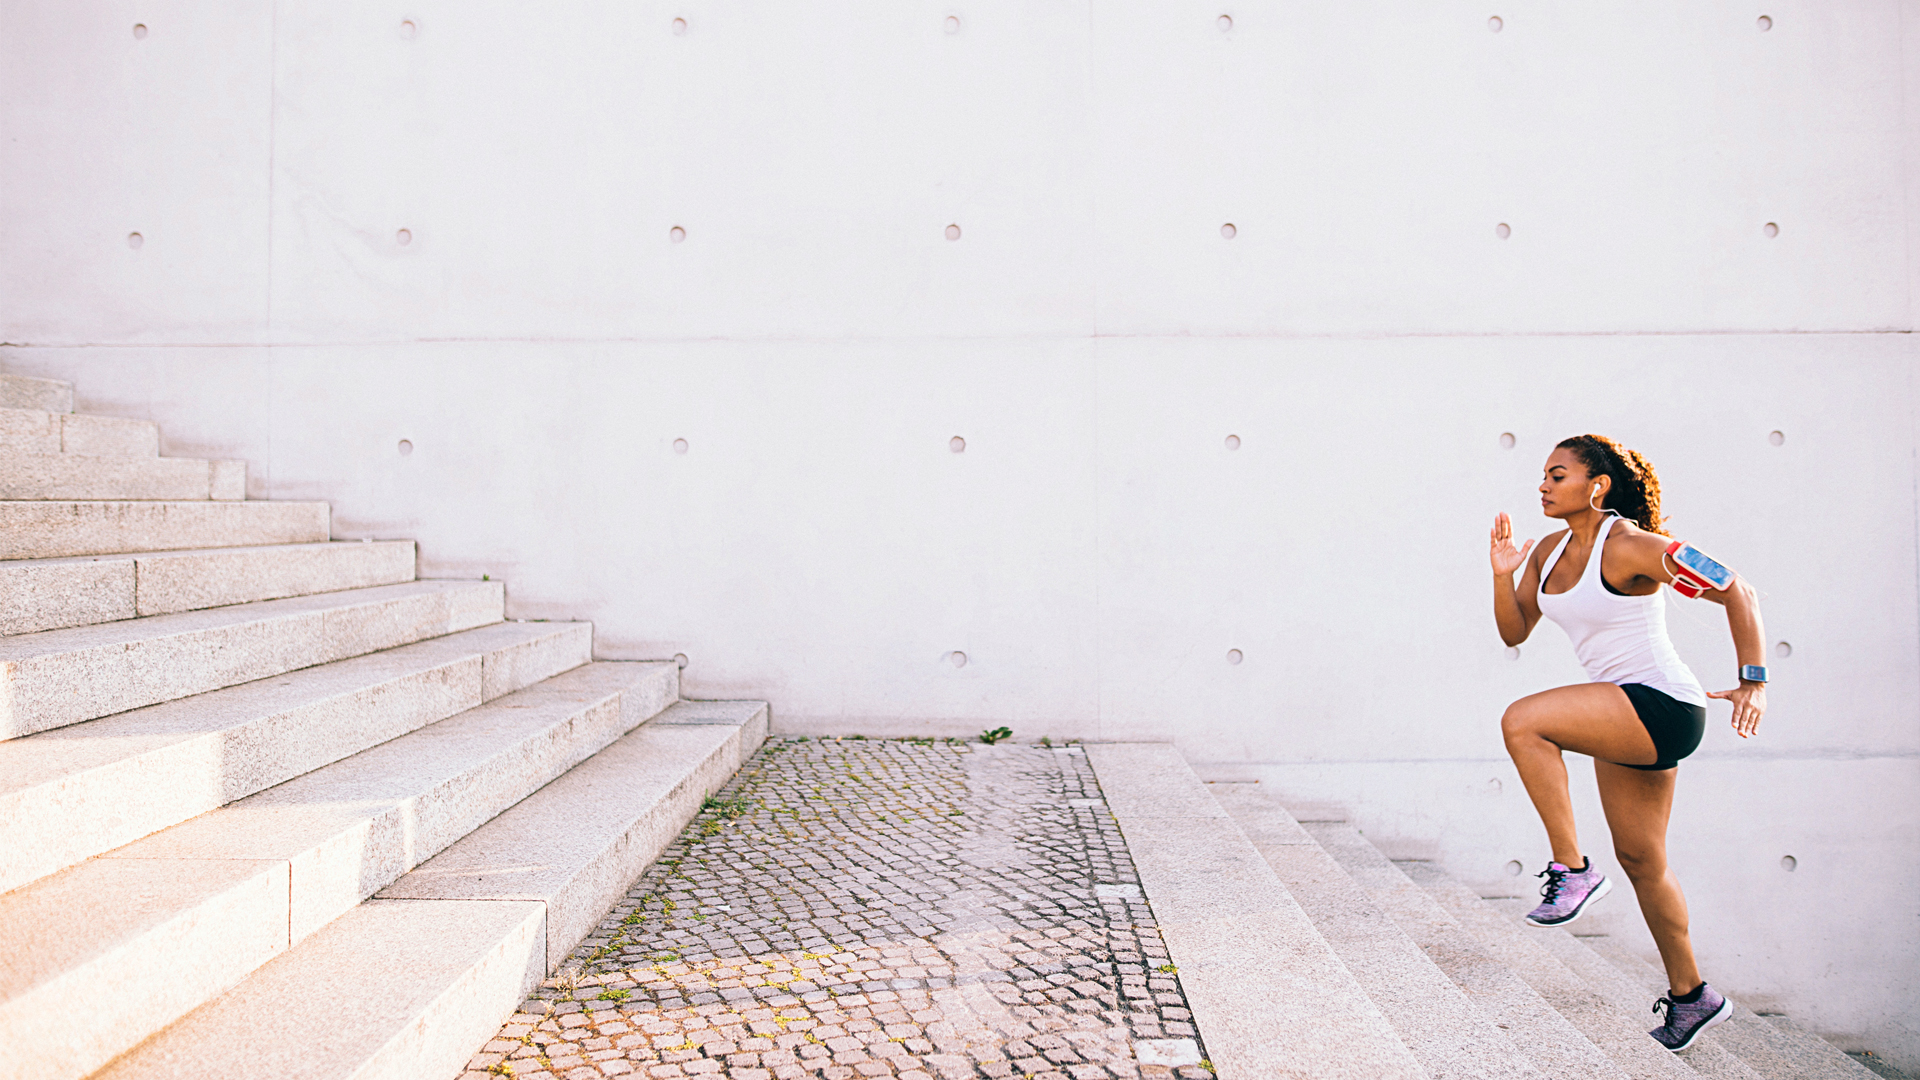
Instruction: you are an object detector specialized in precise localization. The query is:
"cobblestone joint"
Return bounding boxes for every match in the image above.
[462,738,1215,1080]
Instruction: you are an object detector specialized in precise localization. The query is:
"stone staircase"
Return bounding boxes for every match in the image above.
[0,371,769,1080]
[1090,743,1890,1080]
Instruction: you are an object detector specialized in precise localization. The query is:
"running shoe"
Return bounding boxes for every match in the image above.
[1650,983,1733,1051]
[1524,859,1611,926]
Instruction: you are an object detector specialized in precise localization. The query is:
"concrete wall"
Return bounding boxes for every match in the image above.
[4,0,1916,1066]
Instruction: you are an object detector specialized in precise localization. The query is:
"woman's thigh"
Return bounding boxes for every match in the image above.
[1504,682,1660,767]
[1595,760,1678,869]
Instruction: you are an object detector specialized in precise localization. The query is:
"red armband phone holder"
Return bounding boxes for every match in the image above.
[1664,540,1735,598]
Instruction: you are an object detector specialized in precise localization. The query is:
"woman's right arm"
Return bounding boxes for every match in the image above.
[1491,511,1542,645]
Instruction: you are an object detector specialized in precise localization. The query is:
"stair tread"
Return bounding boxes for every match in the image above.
[0,499,328,560]
[1305,820,1629,1080]
[0,408,159,457]
[1211,785,1547,1080]
[0,539,416,636]
[0,449,241,501]
[0,374,72,413]
[1086,744,1426,1080]
[94,898,548,1080]
[1582,935,1881,1080]
[0,661,675,1080]
[0,578,503,738]
[0,620,592,895]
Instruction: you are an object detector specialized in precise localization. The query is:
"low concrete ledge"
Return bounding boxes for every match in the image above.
[1086,743,1425,1080]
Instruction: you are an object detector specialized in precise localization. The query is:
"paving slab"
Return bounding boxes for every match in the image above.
[0,856,289,1080]
[0,578,503,738]
[0,373,71,413]
[460,738,1222,1080]
[1090,743,1423,1080]
[0,450,232,500]
[383,699,769,969]
[1582,935,1879,1080]
[0,498,329,559]
[0,540,416,636]
[1306,819,1626,1080]
[0,620,591,894]
[1211,783,1544,1080]
[96,898,549,1080]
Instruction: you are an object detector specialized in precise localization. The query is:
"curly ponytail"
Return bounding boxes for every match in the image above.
[1556,434,1668,535]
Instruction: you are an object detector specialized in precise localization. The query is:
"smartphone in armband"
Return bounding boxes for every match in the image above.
[1665,540,1735,598]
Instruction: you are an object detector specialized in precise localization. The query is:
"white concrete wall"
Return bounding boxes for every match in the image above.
[4,0,1917,1066]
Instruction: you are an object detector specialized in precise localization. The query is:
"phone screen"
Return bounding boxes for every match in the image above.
[1674,544,1735,588]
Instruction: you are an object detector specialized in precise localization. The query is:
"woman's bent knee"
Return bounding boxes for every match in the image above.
[1615,846,1667,881]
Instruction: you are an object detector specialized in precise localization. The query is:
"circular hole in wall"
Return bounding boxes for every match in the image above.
[1495,222,1511,239]
[945,224,962,241]
[1780,854,1796,872]
[1764,222,1779,238]
[670,226,686,243]
[1224,434,1240,450]
[1505,860,1524,876]
[672,438,689,455]
[1499,432,1516,449]
[400,19,416,38]
[949,650,968,668]
[396,228,412,246]
[1220,223,1237,239]
[944,15,961,33]
[1226,649,1243,665]
[949,435,966,453]
[1506,646,1521,660]
[397,439,413,456]
[133,23,148,39]
[674,653,689,669]
[672,17,688,34]
[1217,14,1233,31]
[1768,429,1785,446]
[1757,14,1772,31]
[127,232,144,250]
[1488,15,1503,32]
[1775,641,1792,658]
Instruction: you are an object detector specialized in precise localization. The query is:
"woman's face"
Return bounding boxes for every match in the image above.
[1539,447,1603,520]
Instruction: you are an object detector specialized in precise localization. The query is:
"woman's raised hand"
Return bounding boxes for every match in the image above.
[1490,511,1535,578]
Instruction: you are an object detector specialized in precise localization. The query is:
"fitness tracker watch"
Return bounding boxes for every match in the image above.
[1739,665,1769,684]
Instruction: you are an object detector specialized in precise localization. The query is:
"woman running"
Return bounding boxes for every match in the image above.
[1490,434,1768,1053]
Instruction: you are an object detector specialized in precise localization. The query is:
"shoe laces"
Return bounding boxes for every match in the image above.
[1652,996,1677,1026]
[1536,865,1569,905]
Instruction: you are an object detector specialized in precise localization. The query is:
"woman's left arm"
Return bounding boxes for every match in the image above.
[1618,532,1768,738]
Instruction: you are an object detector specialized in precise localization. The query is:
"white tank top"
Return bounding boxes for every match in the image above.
[1535,516,1706,706]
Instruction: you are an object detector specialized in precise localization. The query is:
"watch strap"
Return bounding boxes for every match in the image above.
[1740,664,1769,683]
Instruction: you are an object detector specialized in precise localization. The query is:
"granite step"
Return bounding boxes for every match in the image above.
[0,407,157,457]
[0,373,72,413]
[1581,935,1881,1080]
[0,450,244,500]
[1210,783,1546,1080]
[1304,820,1628,1080]
[1086,744,1426,1080]
[0,619,592,895]
[1483,901,1764,1080]
[0,578,504,739]
[96,698,767,1080]
[0,661,678,1080]
[0,540,417,637]
[0,499,330,560]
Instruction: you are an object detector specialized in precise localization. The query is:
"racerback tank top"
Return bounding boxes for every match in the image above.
[1535,516,1706,706]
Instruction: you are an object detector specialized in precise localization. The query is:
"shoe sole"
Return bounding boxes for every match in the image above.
[1524,875,1612,927]
[1660,993,1734,1052]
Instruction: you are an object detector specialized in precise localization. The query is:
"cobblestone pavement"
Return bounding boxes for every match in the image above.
[461,737,1215,1080]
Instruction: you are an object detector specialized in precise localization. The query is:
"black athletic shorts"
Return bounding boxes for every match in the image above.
[1617,683,1707,771]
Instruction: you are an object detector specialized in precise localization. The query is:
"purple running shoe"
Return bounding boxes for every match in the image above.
[1524,858,1612,926]
[1650,983,1733,1051]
